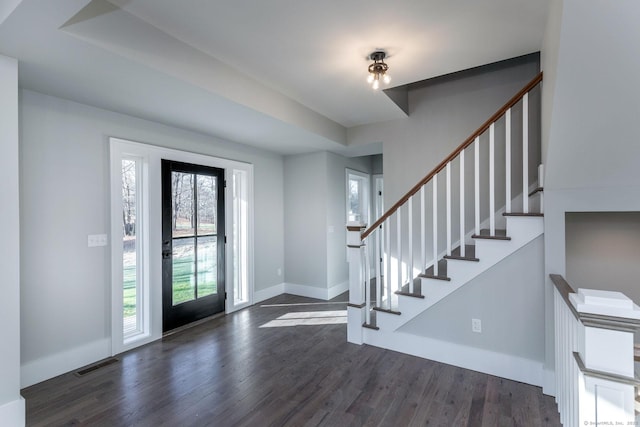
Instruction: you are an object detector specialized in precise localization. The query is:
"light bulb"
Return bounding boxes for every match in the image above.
[367,74,374,84]
[383,74,391,84]
[372,79,380,90]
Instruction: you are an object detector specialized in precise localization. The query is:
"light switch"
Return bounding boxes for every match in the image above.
[88,234,108,247]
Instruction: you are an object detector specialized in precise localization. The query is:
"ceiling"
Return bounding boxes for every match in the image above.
[0,0,550,155]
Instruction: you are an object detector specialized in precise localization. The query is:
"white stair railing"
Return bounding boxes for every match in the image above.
[347,73,542,336]
[551,274,640,426]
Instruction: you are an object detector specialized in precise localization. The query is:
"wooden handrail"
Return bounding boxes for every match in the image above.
[361,72,543,240]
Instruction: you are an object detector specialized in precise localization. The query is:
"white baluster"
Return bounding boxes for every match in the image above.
[385,218,391,310]
[459,150,465,258]
[397,207,402,293]
[523,92,529,214]
[375,228,381,309]
[538,164,544,214]
[489,123,495,236]
[446,162,452,256]
[363,245,371,325]
[505,108,512,213]
[421,185,426,273]
[474,137,480,235]
[432,174,439,276]
[408,197,413,293]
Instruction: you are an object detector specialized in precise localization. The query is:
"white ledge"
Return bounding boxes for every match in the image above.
[570,288,640,319]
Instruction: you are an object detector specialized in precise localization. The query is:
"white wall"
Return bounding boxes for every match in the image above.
[400,236,545,363]
[0,54,24,425]
[19,90,285,386]
[541,0,640,394]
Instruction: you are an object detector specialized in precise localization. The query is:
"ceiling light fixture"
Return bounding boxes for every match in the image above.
[367,51,390,90]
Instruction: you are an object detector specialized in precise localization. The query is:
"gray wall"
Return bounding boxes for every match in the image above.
[326,152,372,289]
[20,89,285,368]
[542,0,640,394]
[400,236,545,363]
[370,154,383,175]
[284,151,373,291]
[566,212,640,304]
[284,152,328,288]
[349,55,540,208]
[0,54,22,420]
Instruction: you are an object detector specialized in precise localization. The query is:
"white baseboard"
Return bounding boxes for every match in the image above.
[21,338,111,388]
[327,281,349,300]
[285,282,349,301]
[283,283,329,300]
[253,283,285,304]
[254,281,349,303]
[0,397,25,426]
[363,329,544,387]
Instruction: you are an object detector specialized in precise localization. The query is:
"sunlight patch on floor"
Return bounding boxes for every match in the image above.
[259,310,347,328]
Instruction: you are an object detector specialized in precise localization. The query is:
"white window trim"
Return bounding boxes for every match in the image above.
[110,138,254,356]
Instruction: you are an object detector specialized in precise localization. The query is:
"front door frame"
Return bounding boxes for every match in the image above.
[110,138,254,356]
[161,160,226,332]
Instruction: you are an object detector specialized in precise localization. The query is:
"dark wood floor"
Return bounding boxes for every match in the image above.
[22,293,560,426]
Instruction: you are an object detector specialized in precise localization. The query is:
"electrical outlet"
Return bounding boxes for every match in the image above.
[277,268,282,276]
[472,318,482,333]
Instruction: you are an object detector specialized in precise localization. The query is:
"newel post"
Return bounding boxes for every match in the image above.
[569,289,640,425]
[346,222,366,345]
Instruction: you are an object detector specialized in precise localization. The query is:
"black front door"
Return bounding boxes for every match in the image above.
[161,160,225,332]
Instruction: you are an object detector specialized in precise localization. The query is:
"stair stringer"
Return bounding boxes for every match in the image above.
[374,216,544,332]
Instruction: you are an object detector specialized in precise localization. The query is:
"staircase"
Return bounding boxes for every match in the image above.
[346,73,544,381]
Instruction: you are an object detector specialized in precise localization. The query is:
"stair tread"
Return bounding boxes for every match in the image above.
[396,278,425,299]
[420,260,451,281]
[444,244,479,261]
[528,186,544,197]
[372,306,402,315]
[472,229,511,240]
[503,212,544,217]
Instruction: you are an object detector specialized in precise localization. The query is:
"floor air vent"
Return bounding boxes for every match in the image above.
[75,357,119,377]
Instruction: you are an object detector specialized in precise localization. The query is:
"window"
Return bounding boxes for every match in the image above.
[232,170,249,307]
[346,169,370,225]
[121,157,144,339]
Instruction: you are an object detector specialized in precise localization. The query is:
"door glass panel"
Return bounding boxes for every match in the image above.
[197,174,217,235]
[172,172,195,238]
[197,236,217,297]
[172,238,196,305]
